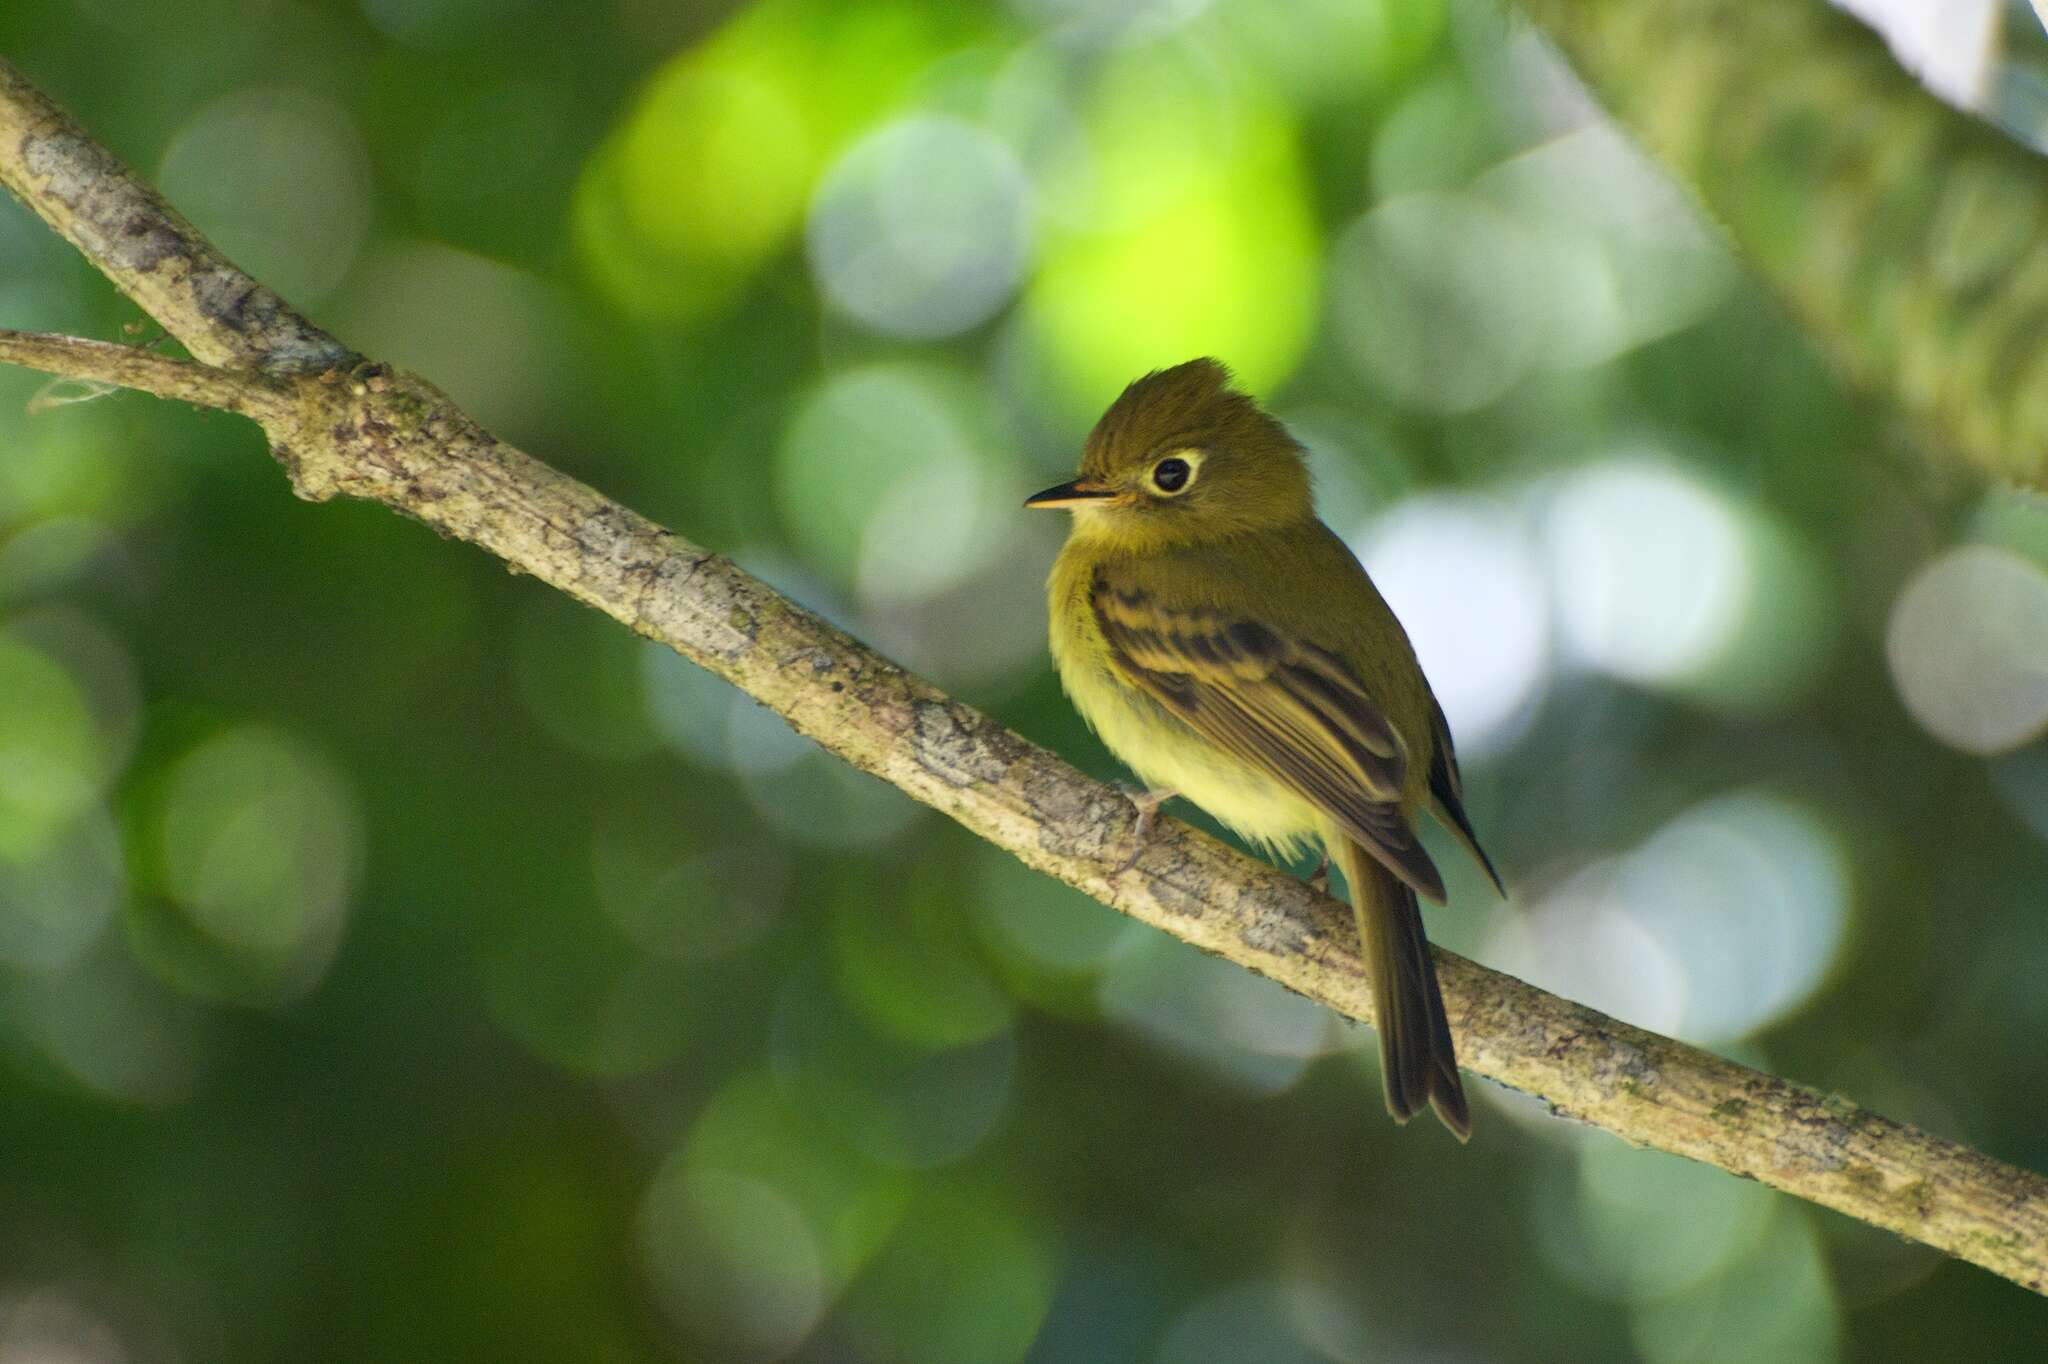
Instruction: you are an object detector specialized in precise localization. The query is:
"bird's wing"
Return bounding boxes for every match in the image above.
[1426,696,1504,895]
[1090,564,1446,903]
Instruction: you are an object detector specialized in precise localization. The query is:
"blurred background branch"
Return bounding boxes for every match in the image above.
[1516,0,2048,487]
[3,50,2047,1299]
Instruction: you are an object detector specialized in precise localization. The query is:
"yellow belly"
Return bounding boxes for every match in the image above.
[1048,562,1323,861]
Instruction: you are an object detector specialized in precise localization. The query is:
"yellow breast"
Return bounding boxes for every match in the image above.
[1046,543,1323,861]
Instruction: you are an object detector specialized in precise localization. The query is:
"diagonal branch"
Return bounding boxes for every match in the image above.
[1,54,2043,1295]
[0,58,348,373]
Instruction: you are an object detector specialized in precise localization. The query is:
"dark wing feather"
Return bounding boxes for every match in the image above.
[1425,697,1504,895]
[1091,568,1446,903]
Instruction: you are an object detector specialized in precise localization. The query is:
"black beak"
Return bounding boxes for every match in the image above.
[1023,478,1117,509]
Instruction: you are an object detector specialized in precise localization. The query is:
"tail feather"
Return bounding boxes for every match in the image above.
[1333,838,1470,1141]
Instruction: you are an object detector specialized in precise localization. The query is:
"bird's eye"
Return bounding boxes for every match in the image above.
[1151,456,1193,494]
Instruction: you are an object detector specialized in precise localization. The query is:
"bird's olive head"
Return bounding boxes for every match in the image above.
[1024,358,1313,546]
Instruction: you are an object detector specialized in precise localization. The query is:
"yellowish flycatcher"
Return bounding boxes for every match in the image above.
[1027,359,1500,1139]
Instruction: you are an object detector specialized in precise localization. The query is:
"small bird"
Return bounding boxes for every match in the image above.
[1027,358,1500,1139]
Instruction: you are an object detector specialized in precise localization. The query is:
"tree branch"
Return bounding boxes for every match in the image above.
[1515,0,2048,488]
[0,58,347,372]
[2,53,2043,1295]
[0,328,276,414]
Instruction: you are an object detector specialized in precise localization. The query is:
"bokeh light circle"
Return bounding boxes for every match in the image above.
[1357,493,1549,757]
[776,365,1015,606]
[0,632,102,856]
[1487,862,1690,1037]
[1885,544,2048,755]
[1026,42,1319,415]
[12,947,207,1106]
[332,243,570,441]
[640,1165,828,1359]
[1618,791,1850,1042]
[145,725,364,1002]
[808,115,1034,339]
[0,807,122,972]
[1533,1138,1775,1304]
[1330,190,1544,412]
[1489,789,1848,1045]
[157,88,372,304]
[1543,458,1752,685]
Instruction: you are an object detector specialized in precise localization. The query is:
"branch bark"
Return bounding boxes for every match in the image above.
[0,328,275,412]
[1515,0,2048,488]
[2,53,2044,1295]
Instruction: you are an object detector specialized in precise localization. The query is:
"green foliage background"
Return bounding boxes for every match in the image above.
[1,0,2046,1360]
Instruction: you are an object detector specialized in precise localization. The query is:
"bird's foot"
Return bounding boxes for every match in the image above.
[1115,786,1178,873]
[1307,853,1330,896]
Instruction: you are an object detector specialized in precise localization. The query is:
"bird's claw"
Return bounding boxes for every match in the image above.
[1308,853,1330,896]
[1114,786,1177,874]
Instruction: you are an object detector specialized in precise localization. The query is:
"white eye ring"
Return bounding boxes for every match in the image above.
[1149,449,1202,495]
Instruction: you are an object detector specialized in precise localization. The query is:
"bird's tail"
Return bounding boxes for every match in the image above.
[1332,838,1470,1141]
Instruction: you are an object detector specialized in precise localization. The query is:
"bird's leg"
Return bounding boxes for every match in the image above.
[1126,786,1176,839]
[1308,852,1330,896]
[1115,785,1178,872]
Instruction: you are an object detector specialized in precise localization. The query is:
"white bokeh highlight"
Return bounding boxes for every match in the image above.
[1489,790,1849,1045]
[1886,544,2048,755]
[1357,493,1550,758]
[808,115,1033,339]
[1543,458,1752,685]
[776,366,1017,607]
